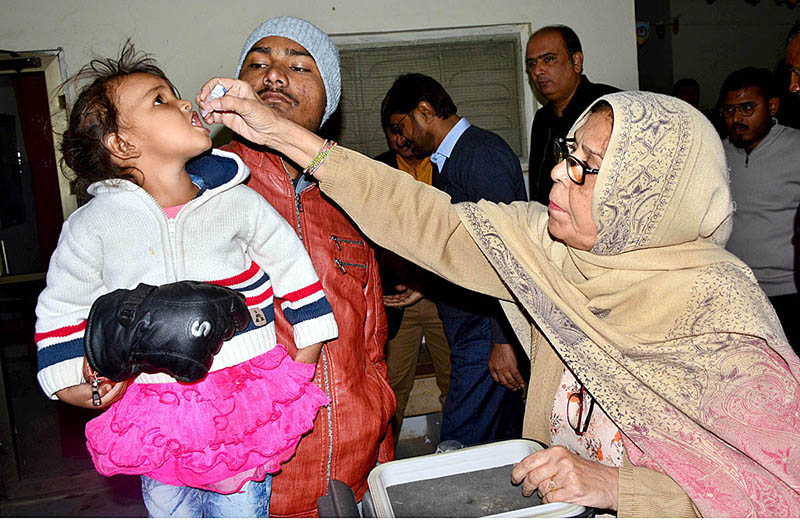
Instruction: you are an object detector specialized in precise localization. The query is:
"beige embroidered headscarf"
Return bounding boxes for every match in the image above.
[456,91,800,517]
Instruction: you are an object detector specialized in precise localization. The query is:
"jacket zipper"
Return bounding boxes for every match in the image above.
[167,217,176,243]
[291,183,333,487]
[294,193,304,242]
[329,235,364,250]
[333,258,367,274]
[321,348,333,486]
[140,189,179,281]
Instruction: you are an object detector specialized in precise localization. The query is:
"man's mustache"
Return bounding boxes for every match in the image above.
[256,87,299,105]
[730,123,749,133]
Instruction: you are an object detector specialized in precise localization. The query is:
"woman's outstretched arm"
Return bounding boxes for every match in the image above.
[198,78,511,300]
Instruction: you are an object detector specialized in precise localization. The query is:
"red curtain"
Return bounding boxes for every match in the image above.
[11,72,63,268]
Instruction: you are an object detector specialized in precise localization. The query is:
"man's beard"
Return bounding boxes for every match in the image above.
[728,123,750,148]
[728,122,769,150]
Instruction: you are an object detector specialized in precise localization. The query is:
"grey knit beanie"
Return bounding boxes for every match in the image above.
[235,16,341,127]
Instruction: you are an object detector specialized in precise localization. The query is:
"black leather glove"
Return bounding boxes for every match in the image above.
[85,281,250,383]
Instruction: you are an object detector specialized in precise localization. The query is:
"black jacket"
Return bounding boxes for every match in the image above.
[528,75,619,205]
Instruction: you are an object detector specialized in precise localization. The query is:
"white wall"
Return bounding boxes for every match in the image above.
[671,0,795,108]
[3,0,638,122]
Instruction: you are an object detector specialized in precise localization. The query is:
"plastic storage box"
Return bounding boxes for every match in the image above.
[366,439,588,517]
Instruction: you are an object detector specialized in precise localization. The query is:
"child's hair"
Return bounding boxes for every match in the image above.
[61,40,179,197]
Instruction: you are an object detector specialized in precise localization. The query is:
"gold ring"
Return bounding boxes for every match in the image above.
[547,479,558,492]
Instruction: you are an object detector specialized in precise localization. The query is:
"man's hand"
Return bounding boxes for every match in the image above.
[383,285,424,308]
[511,446,619,510]
[489,342,526,391]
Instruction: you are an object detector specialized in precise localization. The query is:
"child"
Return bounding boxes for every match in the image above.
[34,42,338,517]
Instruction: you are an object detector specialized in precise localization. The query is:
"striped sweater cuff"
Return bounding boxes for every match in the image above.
[293,313,339,349]
[38,356,85,400]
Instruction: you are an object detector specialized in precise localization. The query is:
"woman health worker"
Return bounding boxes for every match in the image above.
[199,84,800,517]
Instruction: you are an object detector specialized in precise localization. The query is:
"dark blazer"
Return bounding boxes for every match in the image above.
[528,75,619,205]
[432,124,527,343]
[434,125,527,205]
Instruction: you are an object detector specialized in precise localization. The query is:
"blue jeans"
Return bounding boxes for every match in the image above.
[141,475,271,517]
[439,311,525,445]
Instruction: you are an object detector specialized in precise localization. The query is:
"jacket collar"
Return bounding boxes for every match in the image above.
[88,148,249,198]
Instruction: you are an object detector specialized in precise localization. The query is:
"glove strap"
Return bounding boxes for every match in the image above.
[86,364,103,407]
[117,283,155,326]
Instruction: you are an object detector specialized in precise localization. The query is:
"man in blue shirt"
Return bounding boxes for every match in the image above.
[381,73,529,444]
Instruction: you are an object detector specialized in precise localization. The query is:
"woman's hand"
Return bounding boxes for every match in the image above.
[196,78,326,173]
[196,78,279,146]
[511,445,619,510]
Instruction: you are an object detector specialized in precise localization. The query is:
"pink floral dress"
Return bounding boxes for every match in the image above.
[550,367,624,467]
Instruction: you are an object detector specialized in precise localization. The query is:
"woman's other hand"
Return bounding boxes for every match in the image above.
[511,445,619,510]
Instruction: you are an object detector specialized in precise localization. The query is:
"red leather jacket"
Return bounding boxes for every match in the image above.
[224,141,395,517]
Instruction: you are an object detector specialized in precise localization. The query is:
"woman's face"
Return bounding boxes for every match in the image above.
[546,111,612,250]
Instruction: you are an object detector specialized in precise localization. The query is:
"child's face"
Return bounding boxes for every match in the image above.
[112,73,211,166]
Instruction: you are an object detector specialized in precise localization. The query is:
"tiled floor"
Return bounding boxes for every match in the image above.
[0,341,439,518]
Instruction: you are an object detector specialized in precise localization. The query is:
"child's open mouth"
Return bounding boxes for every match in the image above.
[191,112,207,130]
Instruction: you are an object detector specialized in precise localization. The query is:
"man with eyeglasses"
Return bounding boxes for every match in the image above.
[720,66,800,354]
[380,73,529,446]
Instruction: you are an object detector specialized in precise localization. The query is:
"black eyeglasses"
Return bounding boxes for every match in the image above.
[553,137,600,185]
[719,102,760,118]
[389,112,411,136]
[566,384,595,436]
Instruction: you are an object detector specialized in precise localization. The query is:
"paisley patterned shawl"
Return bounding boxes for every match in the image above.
[456,92,800,517]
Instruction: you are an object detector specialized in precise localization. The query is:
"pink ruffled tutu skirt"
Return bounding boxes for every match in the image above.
[85,345,328,493]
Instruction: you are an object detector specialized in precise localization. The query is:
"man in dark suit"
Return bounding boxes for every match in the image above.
[381,73,529,445]
[525,25,618,205]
